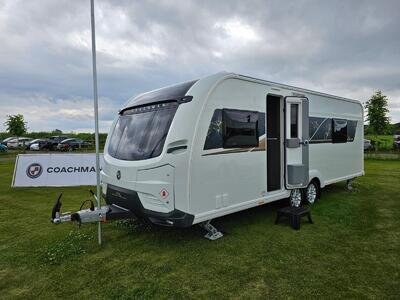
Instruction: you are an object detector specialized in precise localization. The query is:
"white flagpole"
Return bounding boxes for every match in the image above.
[90,0,102,245]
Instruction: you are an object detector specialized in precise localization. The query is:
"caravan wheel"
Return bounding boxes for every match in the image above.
[289,189,302,207]
[304,181,319,205]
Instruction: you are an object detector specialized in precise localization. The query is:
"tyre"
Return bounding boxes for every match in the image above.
[303,180,320,205]
[289,188,302,207]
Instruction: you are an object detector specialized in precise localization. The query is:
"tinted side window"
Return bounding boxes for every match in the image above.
[204,109,223,150]
[347,120,357,142]
[309,117,332,143]
[223,109,258,148]
[332,118,347,143]
[204,109,265,150]
[258,112,266,137]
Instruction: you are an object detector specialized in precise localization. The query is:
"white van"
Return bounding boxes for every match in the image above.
[53,72,364,239]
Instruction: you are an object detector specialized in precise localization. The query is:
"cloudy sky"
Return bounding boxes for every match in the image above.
[0,0,399,133]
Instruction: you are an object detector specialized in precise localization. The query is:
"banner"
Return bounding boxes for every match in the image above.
[12,153,104,187]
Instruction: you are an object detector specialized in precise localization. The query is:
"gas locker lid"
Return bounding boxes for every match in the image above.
[135,165,175,213]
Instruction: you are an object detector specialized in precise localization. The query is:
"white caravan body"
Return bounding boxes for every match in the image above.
[101,72,364,227]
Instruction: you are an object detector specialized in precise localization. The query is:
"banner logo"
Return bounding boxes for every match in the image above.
[26,163,43,179]
[13,153,105,187]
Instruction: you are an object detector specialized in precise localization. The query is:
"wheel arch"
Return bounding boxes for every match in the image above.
[309,169,324,188]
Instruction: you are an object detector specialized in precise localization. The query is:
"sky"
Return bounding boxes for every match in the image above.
[0,0,399,133]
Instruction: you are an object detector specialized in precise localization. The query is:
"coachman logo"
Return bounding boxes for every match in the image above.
[116,170,121,180]
[26,163,43,179]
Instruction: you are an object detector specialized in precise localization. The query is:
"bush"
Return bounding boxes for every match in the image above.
[366,135,395,151]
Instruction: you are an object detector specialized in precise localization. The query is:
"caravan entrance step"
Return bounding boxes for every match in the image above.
[275,206,313,230]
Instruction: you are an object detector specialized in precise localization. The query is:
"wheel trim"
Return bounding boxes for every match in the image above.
[307,184,317,204]
[290,189,302,207]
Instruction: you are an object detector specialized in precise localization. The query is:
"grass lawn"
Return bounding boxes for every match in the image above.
[0,156,399,299]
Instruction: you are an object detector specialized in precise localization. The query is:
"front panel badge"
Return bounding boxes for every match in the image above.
[159,188,169,199]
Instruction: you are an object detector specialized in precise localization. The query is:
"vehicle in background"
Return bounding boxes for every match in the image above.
[26,138,48,150]
[1,136,17,146]
[394,137,400,150]
[364,139,373,151]
[0,144,7,152]
[30,143,40,151]
[47,136,69,150]
[29,139,51,151]
[56,138,90,151]
[7,137,32,148]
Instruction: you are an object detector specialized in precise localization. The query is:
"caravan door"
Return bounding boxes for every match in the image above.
[285,96,309,189]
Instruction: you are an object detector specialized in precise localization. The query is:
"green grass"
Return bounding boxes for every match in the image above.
[0,157,399,299]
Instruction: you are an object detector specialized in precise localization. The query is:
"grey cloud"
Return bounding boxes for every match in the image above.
[0,0,399,133]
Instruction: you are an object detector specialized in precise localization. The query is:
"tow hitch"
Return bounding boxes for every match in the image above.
[51,191,135,225]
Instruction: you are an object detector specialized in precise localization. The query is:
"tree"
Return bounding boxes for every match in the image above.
[365,91,390,135]
[4,114,28,136]
[52,129,62,135]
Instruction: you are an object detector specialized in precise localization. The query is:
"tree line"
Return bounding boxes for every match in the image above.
[1,116,108,147]
[2,91,398,139]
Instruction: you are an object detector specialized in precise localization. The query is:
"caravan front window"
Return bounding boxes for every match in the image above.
[108,102,178,161]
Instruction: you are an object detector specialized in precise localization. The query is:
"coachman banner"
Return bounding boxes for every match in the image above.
[12,153,104,187]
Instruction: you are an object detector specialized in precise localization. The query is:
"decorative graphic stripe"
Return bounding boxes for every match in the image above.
[202,137,266,156]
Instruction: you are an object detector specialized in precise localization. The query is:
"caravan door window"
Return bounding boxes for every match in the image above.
[290,104,299,138]
[222,109,259,148]
[108,102,178,161]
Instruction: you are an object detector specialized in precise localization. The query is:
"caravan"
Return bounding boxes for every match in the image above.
[52,72,364,239]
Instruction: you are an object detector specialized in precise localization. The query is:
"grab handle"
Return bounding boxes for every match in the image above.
[167,145,187,153]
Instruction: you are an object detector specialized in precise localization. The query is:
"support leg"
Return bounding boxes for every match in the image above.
[199,220,223,241]
[292,215,300,230]
[346,179,354,191]
[307,212,313,224]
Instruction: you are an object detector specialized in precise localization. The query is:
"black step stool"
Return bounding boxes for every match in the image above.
[275,206,313,230]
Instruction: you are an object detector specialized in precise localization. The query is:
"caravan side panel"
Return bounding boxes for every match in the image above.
[306,94,364,187]
[189,78,268,218]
